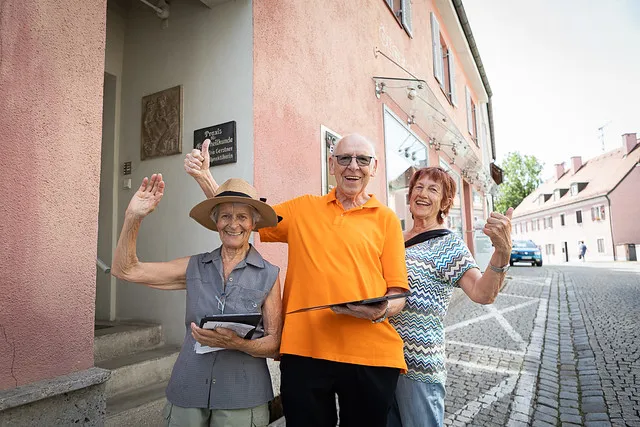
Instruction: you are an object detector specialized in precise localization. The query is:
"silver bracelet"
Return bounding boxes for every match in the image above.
[372,305,389,324]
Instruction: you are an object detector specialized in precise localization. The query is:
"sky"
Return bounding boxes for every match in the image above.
[462,0,640,179]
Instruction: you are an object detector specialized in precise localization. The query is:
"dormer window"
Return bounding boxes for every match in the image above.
[570,182,588,196]
[553,188,568,201]
[570,183,579,196]
[538,193,552,204]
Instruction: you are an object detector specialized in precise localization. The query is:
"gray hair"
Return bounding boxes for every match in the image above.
[210,203,262,226]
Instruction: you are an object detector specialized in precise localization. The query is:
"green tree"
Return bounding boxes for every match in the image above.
[495,152,544,213]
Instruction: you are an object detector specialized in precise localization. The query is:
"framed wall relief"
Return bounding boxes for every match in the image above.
[141,85,183,160]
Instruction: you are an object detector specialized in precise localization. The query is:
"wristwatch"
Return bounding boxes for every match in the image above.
[372,305,389,324]
[488,263,510,273]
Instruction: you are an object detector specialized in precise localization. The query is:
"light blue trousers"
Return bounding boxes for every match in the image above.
[387,376,446,427]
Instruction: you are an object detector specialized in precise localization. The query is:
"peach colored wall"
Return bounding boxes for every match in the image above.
[462,181,475,254]
[252,0,481,263]
[609,165,640,246]
[0,0,106,390]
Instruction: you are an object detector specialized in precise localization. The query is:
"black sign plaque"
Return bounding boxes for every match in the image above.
[193,121,237,167]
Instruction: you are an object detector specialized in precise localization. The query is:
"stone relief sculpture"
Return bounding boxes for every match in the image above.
[141,85,182,160]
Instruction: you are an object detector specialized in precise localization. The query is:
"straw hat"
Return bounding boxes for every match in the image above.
[189,178,278,232]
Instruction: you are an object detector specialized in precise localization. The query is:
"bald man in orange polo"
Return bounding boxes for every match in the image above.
[185,134,409,427]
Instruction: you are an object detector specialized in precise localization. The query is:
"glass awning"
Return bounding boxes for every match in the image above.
[373,76,498,195]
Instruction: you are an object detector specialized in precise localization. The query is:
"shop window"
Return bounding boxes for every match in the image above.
[385,0,412,37]
[384,107,428,231]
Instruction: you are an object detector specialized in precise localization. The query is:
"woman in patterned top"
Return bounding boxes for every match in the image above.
[388,167,513,427]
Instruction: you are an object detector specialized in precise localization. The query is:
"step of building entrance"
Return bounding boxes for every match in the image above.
[106,380,168,427]
[96,345,180,397]
[94,322,164,363]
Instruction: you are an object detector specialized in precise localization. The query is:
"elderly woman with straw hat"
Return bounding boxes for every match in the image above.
[111,173,282,427]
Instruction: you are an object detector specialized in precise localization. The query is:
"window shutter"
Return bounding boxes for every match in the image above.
[431,13,443,84]
[449,52,457,105]
[401,0,413,37]
[465,87,473,133]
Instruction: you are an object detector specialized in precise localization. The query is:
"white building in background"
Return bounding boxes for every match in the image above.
[512,133,640,263]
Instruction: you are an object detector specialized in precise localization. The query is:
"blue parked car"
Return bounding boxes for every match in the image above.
[510,240,543,267]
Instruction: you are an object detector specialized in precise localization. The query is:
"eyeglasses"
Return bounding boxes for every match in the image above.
[333,155,374,167]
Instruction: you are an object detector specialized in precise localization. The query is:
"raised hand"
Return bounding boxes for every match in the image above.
[126,173,165,219]
[184,139,211,179]
[483,207,514,257]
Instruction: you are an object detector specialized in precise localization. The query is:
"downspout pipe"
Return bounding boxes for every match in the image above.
[451,0,496,161]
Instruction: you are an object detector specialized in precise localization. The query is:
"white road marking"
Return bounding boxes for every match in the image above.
[445,299,539,333]
[445,358,520,376]
[447,340,525,356]
[445,375,519,425]
[506,276,551,426]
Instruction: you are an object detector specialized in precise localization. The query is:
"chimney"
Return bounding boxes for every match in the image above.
[570,156,582,174]
[555,162,565,181]
[623,133,638,155]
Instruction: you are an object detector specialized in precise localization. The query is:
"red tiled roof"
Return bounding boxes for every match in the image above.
[513,143,640,218]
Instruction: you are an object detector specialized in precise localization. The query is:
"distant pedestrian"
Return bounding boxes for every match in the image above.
[579,241,587,261]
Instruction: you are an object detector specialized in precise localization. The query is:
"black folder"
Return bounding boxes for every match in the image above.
[287,291,411,314]
[199,313,262,339]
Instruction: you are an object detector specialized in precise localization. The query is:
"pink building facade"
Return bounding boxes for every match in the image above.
[1,0,500,423]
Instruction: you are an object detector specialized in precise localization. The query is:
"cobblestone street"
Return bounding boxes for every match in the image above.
[443,264,640,426]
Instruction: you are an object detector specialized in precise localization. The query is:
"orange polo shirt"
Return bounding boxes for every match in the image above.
[259,189,408,370]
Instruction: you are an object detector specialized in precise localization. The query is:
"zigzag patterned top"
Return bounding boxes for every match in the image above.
[390,232,477,384]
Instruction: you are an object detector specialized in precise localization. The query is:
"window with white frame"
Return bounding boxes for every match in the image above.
[321,126,341,195]
[570,183,579,196]
[545,244,555,255]
[560,213,565,226]
[384,0,412,37]
[465,87,478,145]
[576,210,583,224]
[537,218,541,230]
[430,13,457,105]
[597,238,605,253]
[591,205,606,221]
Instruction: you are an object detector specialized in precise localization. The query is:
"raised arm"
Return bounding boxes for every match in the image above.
[111,174,189,290]
[458,207,514,304]
[190,274,284,358]
[184,139,219,198]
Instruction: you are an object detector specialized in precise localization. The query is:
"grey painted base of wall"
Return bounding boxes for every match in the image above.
[0,367,110,426]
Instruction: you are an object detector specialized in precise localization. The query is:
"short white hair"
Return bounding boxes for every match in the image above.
[210,203,262,225]
[334,133,376,157]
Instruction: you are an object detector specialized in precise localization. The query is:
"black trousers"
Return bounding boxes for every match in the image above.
[280,354,400,427]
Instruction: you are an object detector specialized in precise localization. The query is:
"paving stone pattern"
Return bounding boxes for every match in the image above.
[442,265,640,426]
